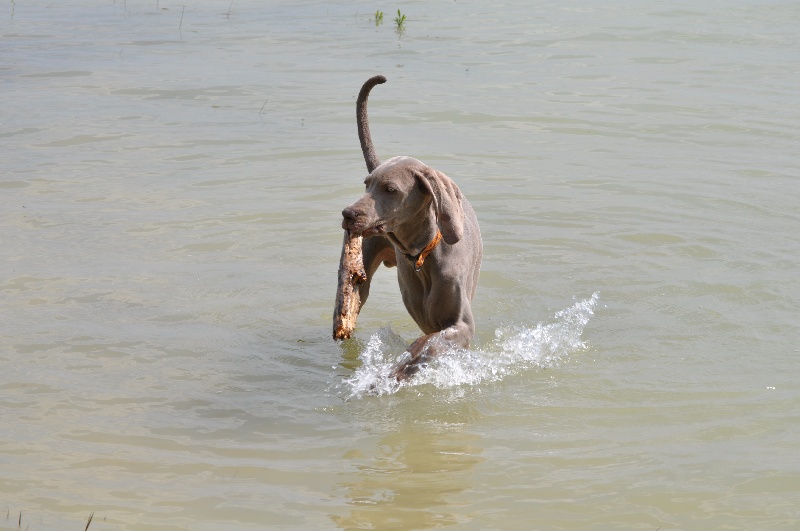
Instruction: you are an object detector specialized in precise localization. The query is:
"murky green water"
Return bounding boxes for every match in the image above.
[2,1,799,529]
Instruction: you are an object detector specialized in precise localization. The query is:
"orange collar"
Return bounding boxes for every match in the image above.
[407,230,443,272]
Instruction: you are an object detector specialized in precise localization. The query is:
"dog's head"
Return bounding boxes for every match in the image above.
[341,156,464,244]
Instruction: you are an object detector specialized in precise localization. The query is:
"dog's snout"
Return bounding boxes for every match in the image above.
[341,206,365,232]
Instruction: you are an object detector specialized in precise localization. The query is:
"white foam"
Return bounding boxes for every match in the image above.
[338,292,600,399]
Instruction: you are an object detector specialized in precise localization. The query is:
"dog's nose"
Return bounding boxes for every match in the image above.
[342,207,359,221]
[341,207,362,231]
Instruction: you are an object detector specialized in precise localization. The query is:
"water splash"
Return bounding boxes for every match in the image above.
[339,292,600,399]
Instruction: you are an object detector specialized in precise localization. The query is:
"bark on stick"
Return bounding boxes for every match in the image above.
[332,231,366,340]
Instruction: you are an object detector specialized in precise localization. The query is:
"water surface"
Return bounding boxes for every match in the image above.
[2,1,799,529]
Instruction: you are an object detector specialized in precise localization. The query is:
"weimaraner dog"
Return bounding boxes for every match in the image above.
[341,75,482,380]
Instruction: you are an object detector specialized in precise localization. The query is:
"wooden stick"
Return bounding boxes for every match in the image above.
[333,231,367,340]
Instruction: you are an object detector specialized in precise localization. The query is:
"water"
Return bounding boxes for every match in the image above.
[2,1,799,529]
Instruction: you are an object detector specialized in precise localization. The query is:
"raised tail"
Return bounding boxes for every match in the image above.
[356,75,387,173]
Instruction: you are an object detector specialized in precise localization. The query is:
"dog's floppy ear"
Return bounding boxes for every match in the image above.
[416,166,465,245]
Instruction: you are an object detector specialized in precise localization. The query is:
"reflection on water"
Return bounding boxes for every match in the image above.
[332,404,484,529]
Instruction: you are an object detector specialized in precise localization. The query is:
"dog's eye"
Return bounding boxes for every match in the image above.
[386,185,397,193]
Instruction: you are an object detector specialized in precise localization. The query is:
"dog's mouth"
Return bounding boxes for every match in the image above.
[362,224,387,237]
[342,221,387,237]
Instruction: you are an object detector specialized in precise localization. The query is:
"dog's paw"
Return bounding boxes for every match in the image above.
[390,351,427,381]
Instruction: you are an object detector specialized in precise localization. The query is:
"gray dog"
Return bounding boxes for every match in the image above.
[340,75,483,380]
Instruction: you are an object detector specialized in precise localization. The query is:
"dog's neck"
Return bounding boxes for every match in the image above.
[403,230,442,271]
[387,220,442,269]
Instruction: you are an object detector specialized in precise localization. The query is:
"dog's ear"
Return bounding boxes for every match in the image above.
[416,166,464,245]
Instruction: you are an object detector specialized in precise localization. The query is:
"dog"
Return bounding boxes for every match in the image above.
[340,75,482,380]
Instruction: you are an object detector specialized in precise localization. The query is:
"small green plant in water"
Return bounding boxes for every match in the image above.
[374,10,383,26]
[394,9,406,30]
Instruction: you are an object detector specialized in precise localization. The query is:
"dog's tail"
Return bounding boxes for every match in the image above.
[356,75,386,173]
